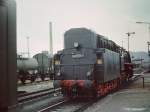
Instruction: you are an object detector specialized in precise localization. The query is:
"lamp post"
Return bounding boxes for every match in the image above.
[136,21,150,56]
[126,32,135,52]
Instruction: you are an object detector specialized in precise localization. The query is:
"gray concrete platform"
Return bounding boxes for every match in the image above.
[84,73,150,112]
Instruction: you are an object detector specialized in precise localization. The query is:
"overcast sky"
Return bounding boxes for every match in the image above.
[16,0,150,56]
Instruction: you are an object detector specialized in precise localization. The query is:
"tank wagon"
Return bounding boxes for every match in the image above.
[17,55,38,84]
[53,28,133,97]
[33,52,52,80]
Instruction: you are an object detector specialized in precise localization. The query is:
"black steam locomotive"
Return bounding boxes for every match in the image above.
[53,28,133,97]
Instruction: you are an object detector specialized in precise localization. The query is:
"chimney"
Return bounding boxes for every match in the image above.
[49,22,53,55]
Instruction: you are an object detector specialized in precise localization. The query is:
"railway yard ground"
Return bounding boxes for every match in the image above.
[18,78,53,93]
[18,72,150,112]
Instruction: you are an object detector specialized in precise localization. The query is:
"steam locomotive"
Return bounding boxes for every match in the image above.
[53,28,133,97]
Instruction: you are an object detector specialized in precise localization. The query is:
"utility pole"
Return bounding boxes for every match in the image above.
[126,32,135,52]
[26,36,30,58]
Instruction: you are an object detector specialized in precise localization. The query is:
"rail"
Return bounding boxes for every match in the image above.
[18,88,61,103]
[38,99,69,112]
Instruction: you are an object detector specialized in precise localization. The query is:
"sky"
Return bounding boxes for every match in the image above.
[16,0,150,57]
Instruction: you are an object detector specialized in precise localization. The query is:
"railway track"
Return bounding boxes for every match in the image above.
[37,74,142,112]
[19,73,142,112]
[73,99,98,112]
[38,99,69,112]
[18,88,61,103]
[37,97,98,112]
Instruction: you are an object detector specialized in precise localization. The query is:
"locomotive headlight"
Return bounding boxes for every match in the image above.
[74,42,79,48]
[97,59,102,64]
[55,60,60,65]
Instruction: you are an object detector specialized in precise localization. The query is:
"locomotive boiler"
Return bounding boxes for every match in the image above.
[53,28,133,97]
